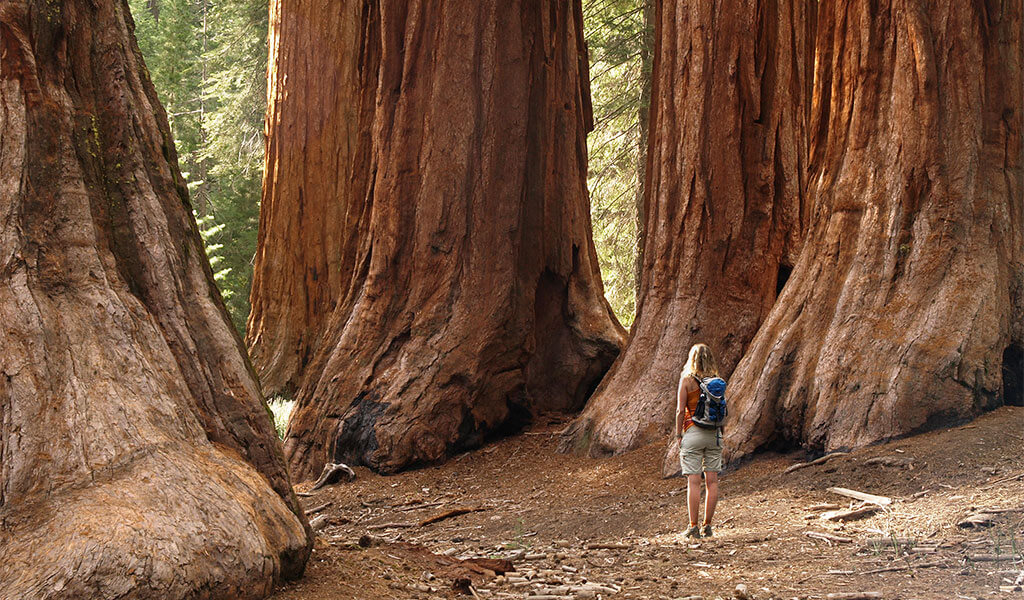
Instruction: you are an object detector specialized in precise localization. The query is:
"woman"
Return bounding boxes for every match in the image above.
[675,343,724,539]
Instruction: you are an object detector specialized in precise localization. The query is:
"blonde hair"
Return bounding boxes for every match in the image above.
[682,343,719,380]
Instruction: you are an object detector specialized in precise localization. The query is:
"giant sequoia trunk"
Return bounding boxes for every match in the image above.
[724,0,1023,458]
[0,2,310,598]
[246,0,372,398]
[561,0,811,457]
[275,0,625,478]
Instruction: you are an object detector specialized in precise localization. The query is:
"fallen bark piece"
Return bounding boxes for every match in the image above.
[585,542,630,550]
[825,593,883,600]
[784,452,851,474]
[310,462,356,490]
[804,531,853,545]
[827,487,892,506]
[420,506,487,526]
[822,506,882,522]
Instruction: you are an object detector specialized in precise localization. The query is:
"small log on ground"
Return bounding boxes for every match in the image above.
[585,542,631,550]
[827,487,892,506]
[825,593,883,600]
[310,462,356,490]
[784,452,850,474]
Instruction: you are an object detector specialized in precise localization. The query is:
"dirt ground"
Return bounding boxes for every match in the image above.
[270,406,1024,600]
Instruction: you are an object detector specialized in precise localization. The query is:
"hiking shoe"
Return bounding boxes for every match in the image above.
[701,524,713,538]
[683,525,702,539]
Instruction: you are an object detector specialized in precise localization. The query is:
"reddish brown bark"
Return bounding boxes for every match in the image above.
[561,0,812,459]
[247,0,373,398]
[725,0,1023,459]
[276,0,626,478]
[0,2,310,598]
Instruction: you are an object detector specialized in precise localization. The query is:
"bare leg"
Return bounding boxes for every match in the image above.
[687,473,702,526]
[703,471,719,525]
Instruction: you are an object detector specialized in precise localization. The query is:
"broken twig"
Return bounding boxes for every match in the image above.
[784,452,850,474]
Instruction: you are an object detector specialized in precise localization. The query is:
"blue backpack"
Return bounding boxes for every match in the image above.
[692,376,727,429]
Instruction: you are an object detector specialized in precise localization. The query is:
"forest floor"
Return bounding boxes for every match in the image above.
[270,406,1024,600]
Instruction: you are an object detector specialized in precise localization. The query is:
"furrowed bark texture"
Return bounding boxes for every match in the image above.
[280,0,626,478]
[725,0,1023,458]
[0,2,311,598]
[246,0,371,398]
[561,0,812,459]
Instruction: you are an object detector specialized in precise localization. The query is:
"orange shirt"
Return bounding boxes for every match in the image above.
[681,378,700,432]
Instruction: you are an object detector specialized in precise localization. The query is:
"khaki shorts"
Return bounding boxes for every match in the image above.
[679,426,722,474]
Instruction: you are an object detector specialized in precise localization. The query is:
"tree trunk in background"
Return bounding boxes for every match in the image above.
[0,1,310,598]
[280,0,626,478]
[633,0,653,303]
[561,0,811,460]
[246,0,372,398]
[725,0,1023,459]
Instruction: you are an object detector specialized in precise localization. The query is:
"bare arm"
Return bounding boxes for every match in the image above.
[675,373,687,438]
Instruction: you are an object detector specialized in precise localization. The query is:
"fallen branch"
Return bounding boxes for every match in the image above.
[585,542,630,550]
[304,501,333,516]
[419,506,486,526]
[968,554,1023,562]
[981,472,1024,490]
[825,593,882,600]
[310,462,356,490]
[822,506,881,522]
[784,452,849,474]
[394,501,445,512]
[860,561,944,575]
[827,487,892,506]
[804,531,853,545]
